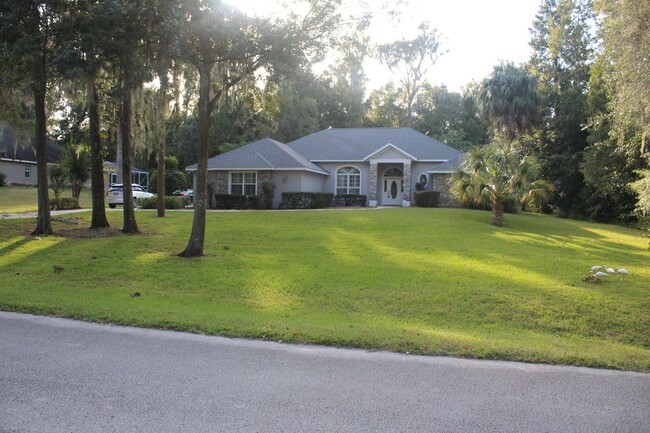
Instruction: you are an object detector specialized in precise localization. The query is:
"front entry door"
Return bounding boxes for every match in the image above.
[382,168,403,206]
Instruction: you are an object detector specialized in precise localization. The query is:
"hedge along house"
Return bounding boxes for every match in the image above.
[0,124,60,186]
[186,127,464,208]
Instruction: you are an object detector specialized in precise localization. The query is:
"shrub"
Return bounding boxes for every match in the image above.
[148,169,188,195]
[503,196,518,214]
[0,171,6,187]
[414,191,441,207]
[279,192,333,209]
[207,182,215,209]
[139,196,190,209]
[50,197,79,210]
[48,164,66,200]
[258,180,276,209]
[214,194,258,210]
[334,194,366,207]
[461,195,518,214]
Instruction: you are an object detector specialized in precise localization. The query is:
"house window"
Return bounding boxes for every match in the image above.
[418,173,428,188]
[24,164,31,179]
[110,172,118,185]
[336,166,361,195]
[230,172,257,195]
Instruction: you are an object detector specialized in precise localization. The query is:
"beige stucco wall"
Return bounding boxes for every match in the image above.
[0,160,38,186]
[271,170,327,208]
[204,169,328,209]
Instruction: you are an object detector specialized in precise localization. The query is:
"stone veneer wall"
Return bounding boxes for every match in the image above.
[214,172,228,194]
[402,161,411,204]
[257,170,272,190]
[432,173,459,207]
[368,161,378,204]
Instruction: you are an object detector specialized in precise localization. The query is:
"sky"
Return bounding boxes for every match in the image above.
[225,0,543,92]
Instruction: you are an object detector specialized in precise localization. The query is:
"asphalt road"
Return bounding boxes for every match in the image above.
[1,312,648,433]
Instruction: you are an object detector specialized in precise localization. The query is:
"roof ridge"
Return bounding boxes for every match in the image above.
[253,151,274,168]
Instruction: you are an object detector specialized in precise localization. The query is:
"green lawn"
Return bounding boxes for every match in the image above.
[0,185,93,213]
[1,208,648,371]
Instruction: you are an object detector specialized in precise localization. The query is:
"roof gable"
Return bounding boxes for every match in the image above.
[186,138,328,175]
[363,143,418,161]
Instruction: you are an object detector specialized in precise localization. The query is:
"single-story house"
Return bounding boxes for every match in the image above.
[104,161,150,190]
[186,127,464,208]
[0,125,60,186]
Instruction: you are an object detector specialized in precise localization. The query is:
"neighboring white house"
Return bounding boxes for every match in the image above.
[186,127,464,208]
[0,125,60,186]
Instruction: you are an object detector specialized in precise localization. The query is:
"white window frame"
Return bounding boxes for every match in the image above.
[229,171,257,196]
[24,164,31,179]
[336,166,361,195]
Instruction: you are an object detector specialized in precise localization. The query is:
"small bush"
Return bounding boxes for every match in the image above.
[258,180,276,209]
[50,197,80,210]
[414,191,440,207]
[139,196,190,209]
[334,194,366,207]
[0,171,6,187]
[279,192,333,209]
[48,164,66,200]
[461,196,518,214]
[214,194,258,210]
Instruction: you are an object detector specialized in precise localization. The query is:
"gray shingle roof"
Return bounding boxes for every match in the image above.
[0,124,60,163]
[427,155,464,173]
[286,127,463,161]
[186,138,329,175]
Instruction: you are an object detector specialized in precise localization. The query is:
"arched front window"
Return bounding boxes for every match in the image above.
[418,173,428,188]
[336,166,361,195]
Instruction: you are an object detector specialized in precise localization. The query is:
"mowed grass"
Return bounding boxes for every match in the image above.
[0,186,92,213]
[1,208,649,371]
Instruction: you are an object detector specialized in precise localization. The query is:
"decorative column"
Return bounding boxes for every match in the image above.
[368,160,378,207]
[402,160,411,207]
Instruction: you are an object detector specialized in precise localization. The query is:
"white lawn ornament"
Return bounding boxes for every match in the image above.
[617,269,629,275]
[595,272,608,277]
[606,267,616,274]
[591,265,602,272]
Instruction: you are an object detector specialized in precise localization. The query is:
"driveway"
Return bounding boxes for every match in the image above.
[1,311,648,433]
[0,209,91,220]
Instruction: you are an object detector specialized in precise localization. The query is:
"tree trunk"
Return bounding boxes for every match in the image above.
[178,62,211,257]
[116,122,123,184]
[156,135,166,217]
[491,198,504,227]
[88,73,110,229]
[120,75,139,234]
[156,66,169,218]
[31,50,52,235]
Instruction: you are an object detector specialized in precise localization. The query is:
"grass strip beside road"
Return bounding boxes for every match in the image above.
[1,208,648,371]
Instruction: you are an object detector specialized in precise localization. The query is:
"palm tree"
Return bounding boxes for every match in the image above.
[61,142,91,200]
[450,140,552,226]
[478,62,540,141]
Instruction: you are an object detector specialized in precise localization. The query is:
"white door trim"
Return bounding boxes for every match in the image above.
[382,176,403,206]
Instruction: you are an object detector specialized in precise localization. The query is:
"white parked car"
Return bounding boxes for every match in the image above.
[107,184,154,208]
